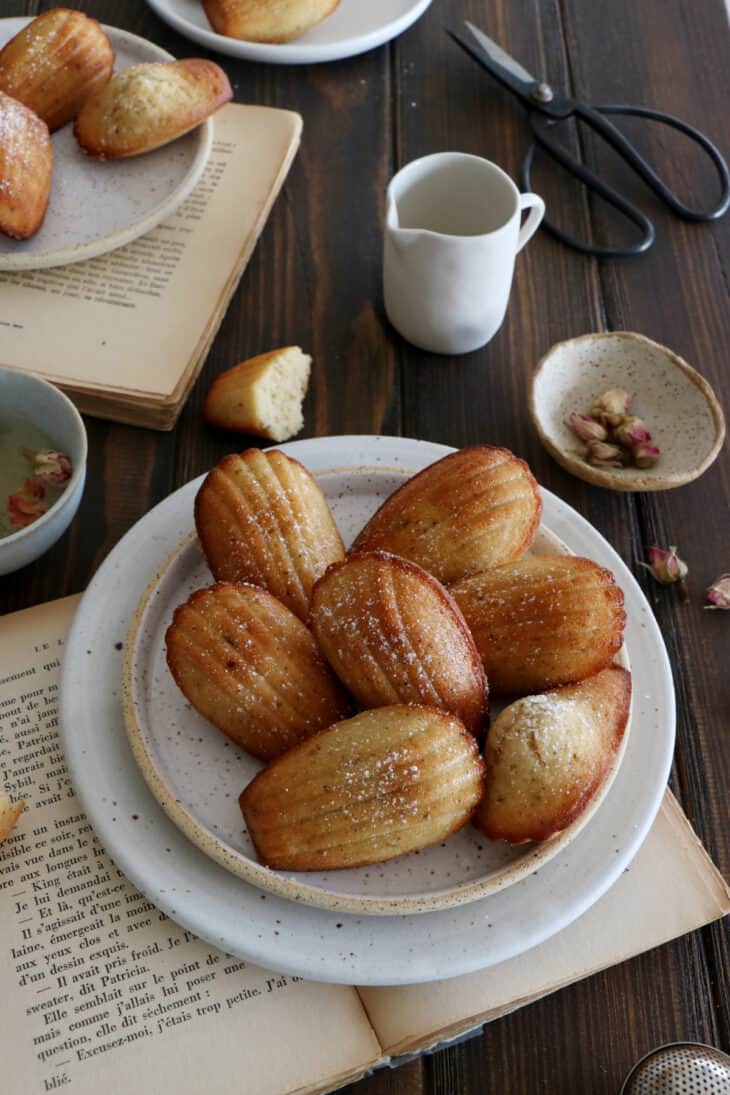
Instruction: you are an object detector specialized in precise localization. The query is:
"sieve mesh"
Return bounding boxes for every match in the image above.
[621,1043,730,1095]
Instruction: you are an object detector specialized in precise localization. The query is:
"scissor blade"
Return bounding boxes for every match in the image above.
[463,21,538,90]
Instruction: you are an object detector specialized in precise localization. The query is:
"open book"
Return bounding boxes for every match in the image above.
[0,104,302,430]
[1,597,728,1095]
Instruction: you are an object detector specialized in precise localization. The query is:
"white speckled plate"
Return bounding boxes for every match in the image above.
[0,19,212,271]
[144,0,432,65]
[122,464,630,915]
[59,437,674,984]
[530,331,726,491]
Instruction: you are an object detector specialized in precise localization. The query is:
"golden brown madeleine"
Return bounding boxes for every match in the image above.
[240,705,485,871]
[195,449,345,620]
[475,667,631,844]
[451,556,626,695]
[0,92,52,240]
[351,446,542,585]
[165,582,351,761]
[202,0,340,43]
[74,60,232,158]
[310,551,488,733]
[0,9,114,132]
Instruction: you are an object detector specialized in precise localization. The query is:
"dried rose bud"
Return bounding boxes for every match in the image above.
[23,448,72,486]
[590,388,632,426]
[705,574,730,610]
[612,415,652,447]
[7,478,47,529]
[567,412,608,443]
[642,545,688,585]
[585,440,625,468]
[633,443,661,469]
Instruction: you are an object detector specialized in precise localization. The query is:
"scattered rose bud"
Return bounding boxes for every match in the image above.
[642,545,688,585]
[7,478,47,529]
[567,412,608,443]
[585,440,625,467]
[22,448,72,485]
[633,443,661,469]
[705,574,730,610]
[590,388,632,426]
[612,415,652,447]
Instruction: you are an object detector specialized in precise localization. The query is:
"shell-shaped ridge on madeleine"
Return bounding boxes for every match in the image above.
[310,550,488,733]
[165,581,351,761]
[194,448,345,621]
[351,445,542,585]
[240,705,485,871]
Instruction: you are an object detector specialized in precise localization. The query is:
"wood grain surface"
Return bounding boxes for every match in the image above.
[1,0,728,1091]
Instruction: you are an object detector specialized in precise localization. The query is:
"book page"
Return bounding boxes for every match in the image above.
[360,792,730,1056]
[0,598,381,1095]
[0,104,301,402]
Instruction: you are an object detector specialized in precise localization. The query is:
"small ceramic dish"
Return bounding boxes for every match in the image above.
[529,331,725,491]
[0,368,87,575]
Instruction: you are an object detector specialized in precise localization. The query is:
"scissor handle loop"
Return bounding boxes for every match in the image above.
[573,103,730,222]
[521,131,655,258]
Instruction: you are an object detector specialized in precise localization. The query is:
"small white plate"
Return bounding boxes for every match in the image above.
[59,437,675,985]
[0,19,211,270]
[144,0,432,64]
[123,466,630,915]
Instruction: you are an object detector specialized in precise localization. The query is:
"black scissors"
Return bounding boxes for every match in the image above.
[447,21,730,259]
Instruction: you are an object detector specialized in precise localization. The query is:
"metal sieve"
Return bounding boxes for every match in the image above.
[620,1042,730,1095]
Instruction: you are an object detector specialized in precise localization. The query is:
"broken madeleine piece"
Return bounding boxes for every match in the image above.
[351,446,542,585]
[0,790,24,844]
[74,59,232,158]
[165,582,351,761]
[451,555,625,695]
[310,551,488,733]
[194,448,345,620]
[202,0,340,43]
[0,8,114,132]
[0,92,52,240]
[204,347,312,443]
[240,705,485,870]
[475,667,631,844]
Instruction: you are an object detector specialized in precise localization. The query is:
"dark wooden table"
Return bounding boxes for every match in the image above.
[3,1,729,1091]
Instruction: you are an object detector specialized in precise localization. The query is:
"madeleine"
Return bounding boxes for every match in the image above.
[310,551,487,733]
[165,582,351,761]
[240,706,485,871]
[195,449,345,620]
[475,667,631,844]
[351,446,542,585]
[451,555,625,695]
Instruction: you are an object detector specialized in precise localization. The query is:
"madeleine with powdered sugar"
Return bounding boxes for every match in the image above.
[351,445,542,586]
[476,667,631,844]
[451,555,625,695]
[165,582,351,761]
[310,551,488,734]
[194,448,345,621]
[240,705,485,871]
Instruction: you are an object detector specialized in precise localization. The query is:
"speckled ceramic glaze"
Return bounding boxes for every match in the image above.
[59,437,674,984]
[530,332,725,491]
[144,0,432,65]
[122,465,630,915]
[0,19,212,271]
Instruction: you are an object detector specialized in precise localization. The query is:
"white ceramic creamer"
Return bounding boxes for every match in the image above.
[384,152,545,355]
